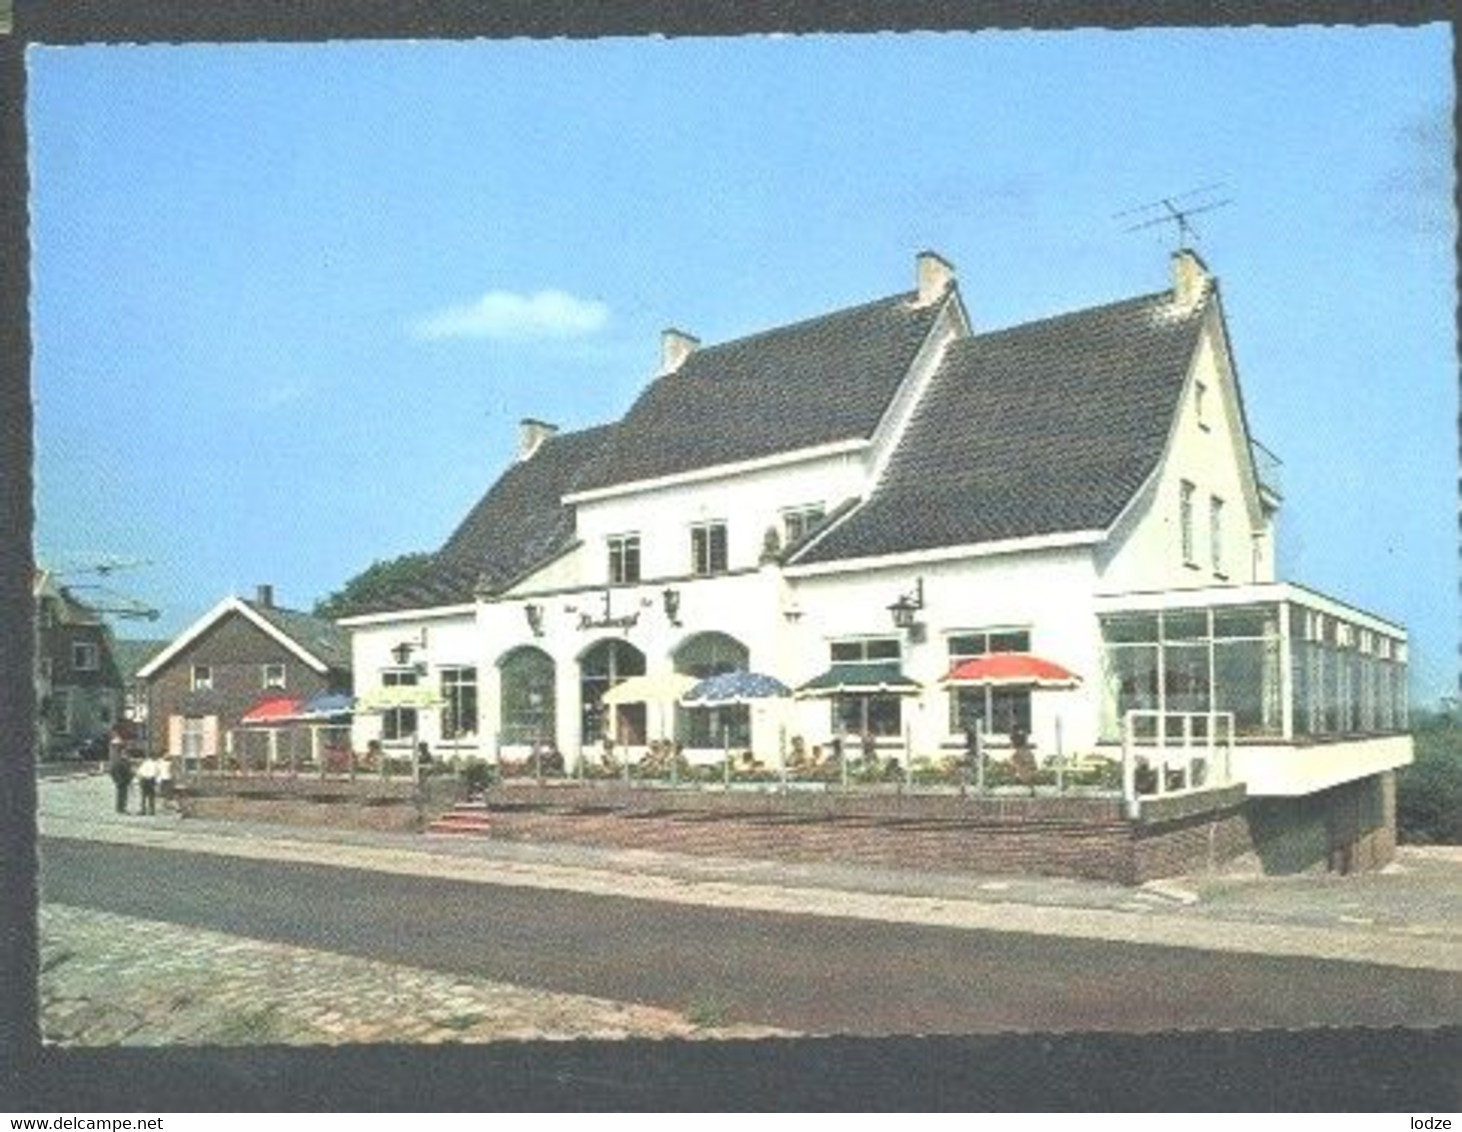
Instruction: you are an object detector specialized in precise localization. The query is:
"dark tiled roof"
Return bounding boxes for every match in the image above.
[574,292,945,491]
[357,424,617,614]
[246,602,352,671]
[795,290,1207,564]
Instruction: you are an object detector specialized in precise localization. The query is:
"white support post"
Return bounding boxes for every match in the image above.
[1155,713,1168,796]
[1182,714,1193,791]
[778,723,787,792]
[1054,715,1065,794]
[1121,711,1137,815]
[975,728,986,794]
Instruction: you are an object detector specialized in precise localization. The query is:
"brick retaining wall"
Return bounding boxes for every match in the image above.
[476,775,1396,884]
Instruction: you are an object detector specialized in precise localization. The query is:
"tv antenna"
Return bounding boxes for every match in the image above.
[42,555,160,622]
[50,554,151,578]
[1115,183,1233,250]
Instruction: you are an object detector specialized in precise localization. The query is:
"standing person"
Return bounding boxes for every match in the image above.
[156,752,175,812]
[136,752,160,816]
[107,739,133,814]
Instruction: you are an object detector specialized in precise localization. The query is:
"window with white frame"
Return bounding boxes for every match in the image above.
[191,664,213,691]
[1179,480,1197,565]
[181,716,206,760]
[262,663,286,690]
[1195,381,1210,429]
[782,504,825,546]
[381,668,418,742]
[690,521,728,576]
[439,666,478,741]
[946,629,1033,737]
[608,533,640,585]
[71,641,98,671]
[829,637,904,738]
[1210,495,1225,576]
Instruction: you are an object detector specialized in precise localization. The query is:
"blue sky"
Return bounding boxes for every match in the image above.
[27,28,1456,700]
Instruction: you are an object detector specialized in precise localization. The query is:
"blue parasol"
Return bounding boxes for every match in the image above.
[682,670,792,707]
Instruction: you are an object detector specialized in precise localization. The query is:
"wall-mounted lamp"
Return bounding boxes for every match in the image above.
[525,603,545,637]
[662,587,682,627]
[887,577,925,630]
[389,641,416,667]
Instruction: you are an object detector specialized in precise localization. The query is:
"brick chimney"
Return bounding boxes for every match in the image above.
[1172,248,1212,309]
[518,418,558,461]
[660,328,700,375]
[255,584,274,609]
[915,250,956,306]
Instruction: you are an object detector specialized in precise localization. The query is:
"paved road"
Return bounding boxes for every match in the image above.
[41,835,1462,1035]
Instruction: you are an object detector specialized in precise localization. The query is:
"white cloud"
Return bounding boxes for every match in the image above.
[411,288,610,341]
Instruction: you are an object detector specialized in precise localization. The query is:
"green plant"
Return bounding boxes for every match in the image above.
[1397,711,1462,843]
[461,758,496,796]
[685,990,732,1029]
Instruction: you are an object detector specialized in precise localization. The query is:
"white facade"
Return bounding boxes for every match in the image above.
[343,252,1410,800]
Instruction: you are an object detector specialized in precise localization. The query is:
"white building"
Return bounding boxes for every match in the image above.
[342,250,1410,872]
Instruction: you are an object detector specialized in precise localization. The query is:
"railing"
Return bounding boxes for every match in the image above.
[492,733,1129,797]
[1120,709,1235,815]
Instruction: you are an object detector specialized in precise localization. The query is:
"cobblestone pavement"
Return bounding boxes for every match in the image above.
[39,903,785,1046]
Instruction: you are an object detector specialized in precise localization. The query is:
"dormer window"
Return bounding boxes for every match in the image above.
[782,504,825,546]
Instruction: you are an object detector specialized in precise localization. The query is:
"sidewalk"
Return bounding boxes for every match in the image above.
[38,772,1462,973]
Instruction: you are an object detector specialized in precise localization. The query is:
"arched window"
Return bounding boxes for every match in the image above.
[673,632,751,748]
[498,647,555,747]
[579,639,646,745]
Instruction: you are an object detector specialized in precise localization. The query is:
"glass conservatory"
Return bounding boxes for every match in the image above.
[1094,582,1409,795]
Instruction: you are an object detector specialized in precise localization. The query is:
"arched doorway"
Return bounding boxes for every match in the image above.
[673,631,751,748]
[497,646,556,749]
[579,639,647,746]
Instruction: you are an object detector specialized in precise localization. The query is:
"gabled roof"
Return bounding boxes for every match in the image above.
[245,601,351,669]
[350,423,617,614]
[573,291,946,492]
[794,289,1208,564]
[136,597,351,679]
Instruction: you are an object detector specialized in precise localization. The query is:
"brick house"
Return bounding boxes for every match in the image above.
[137,585,351,762]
